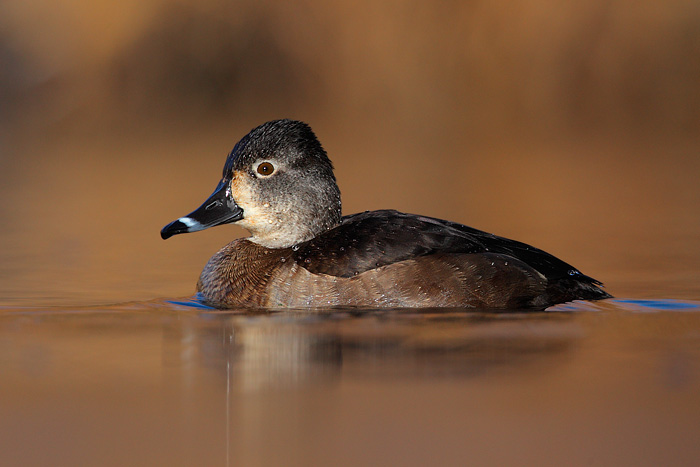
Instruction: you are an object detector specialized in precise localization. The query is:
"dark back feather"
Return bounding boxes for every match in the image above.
[294,210,603,290]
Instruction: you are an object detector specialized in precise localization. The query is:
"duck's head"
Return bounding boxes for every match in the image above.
[161,119,342,248]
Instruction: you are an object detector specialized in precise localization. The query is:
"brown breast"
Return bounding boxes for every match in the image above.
[196,239,291,308]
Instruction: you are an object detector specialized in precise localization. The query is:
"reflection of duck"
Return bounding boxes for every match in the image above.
[161,119,610,309]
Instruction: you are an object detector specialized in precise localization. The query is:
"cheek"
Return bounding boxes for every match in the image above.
[230,172,258,202]
[228,172,245,202]
[230,173,256,220]
[229,172,275,228]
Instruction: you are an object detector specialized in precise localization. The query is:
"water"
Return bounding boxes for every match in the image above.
[2,299,700,466]
[2,131,700,465]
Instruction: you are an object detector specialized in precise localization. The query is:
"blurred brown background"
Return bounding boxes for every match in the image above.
[1,0,699,306]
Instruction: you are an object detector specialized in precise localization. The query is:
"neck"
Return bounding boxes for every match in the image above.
[239,199,342,249]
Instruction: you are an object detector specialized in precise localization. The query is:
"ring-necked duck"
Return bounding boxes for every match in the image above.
[161,119,610,309]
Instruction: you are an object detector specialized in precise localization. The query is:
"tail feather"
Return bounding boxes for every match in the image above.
[544,274,612,306]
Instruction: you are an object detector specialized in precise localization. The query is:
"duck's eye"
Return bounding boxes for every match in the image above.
[256,162,275,176]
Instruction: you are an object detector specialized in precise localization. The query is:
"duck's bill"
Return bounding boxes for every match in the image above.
[160,180,243,239]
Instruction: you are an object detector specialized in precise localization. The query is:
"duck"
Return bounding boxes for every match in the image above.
[161,119,611,309]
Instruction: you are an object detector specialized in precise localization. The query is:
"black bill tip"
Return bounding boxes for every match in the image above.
[161,218,199,240]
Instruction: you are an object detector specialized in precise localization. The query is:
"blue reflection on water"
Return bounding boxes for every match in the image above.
[166,295,216,310]
[548,298,700,313]
[613,299,700,311]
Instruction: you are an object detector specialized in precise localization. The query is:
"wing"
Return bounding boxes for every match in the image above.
[293,210,603,288]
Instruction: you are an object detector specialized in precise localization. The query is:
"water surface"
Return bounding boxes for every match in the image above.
[2,299,700,466]
[2,94,699,467]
